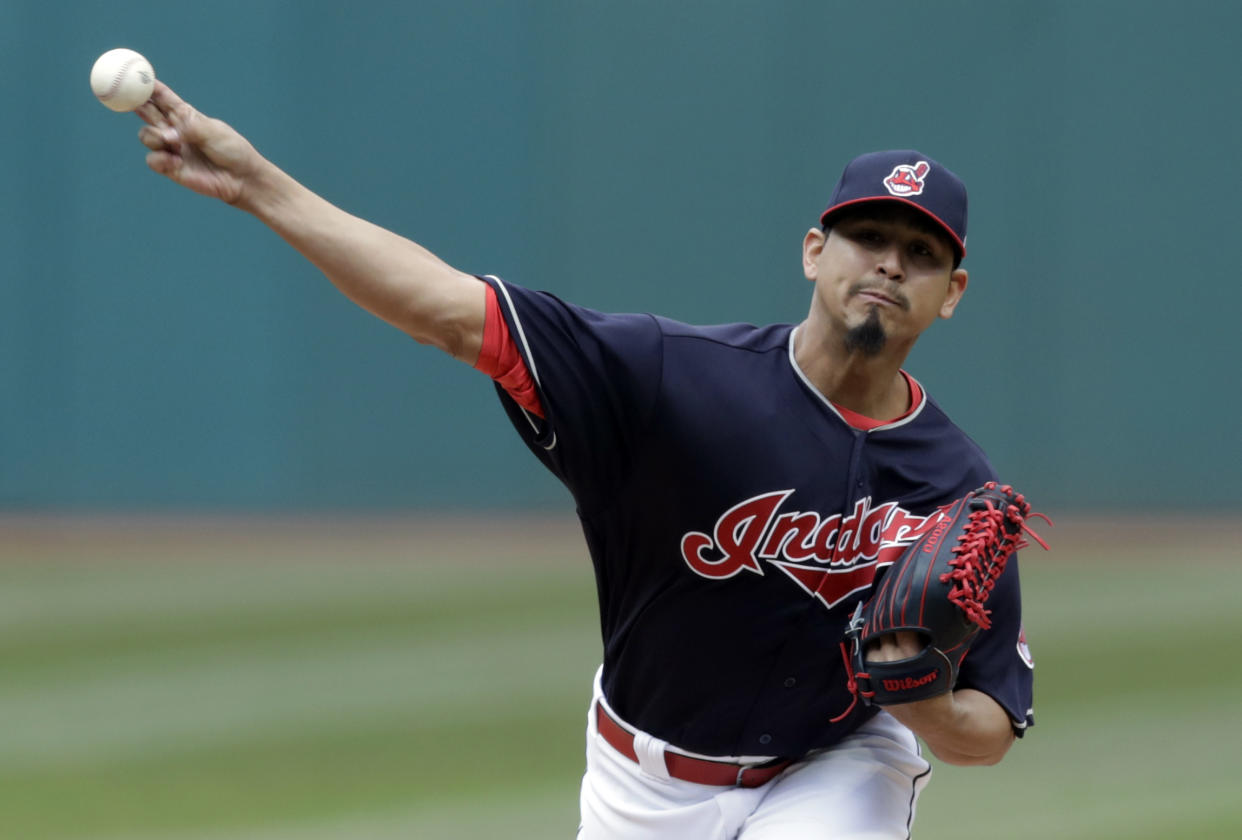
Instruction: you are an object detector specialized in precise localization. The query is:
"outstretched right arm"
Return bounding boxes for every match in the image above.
[136,81,485,364]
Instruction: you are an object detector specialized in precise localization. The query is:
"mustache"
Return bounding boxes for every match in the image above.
[848,281,909,311]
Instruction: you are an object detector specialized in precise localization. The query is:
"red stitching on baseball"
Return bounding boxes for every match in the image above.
[101,56,141,101]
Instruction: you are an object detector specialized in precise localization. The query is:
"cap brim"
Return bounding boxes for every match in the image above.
[819,196,966,259]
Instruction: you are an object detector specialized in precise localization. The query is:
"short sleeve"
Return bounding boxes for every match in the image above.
[955,555,1035,735]
[481,276,663,510]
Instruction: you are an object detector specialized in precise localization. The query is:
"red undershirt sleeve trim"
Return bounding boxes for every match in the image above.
[473,284,546,418]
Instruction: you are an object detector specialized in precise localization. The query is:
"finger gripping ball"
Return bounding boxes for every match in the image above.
[90,48,156,112]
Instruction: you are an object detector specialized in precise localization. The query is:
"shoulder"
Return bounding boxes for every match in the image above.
[916,392,996,482]
[921,392,990,446]
[483,276,663,357]
[653,316,794,354]
[486,276,649,325]
[873,384,997,502]
[486,277,792,353]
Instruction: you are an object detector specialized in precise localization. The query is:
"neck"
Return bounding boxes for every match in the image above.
[792,321,913,420]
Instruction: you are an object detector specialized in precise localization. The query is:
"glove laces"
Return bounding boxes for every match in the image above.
[940,482,1050,630]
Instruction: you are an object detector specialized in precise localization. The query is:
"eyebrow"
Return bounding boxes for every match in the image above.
[838,212,948,248]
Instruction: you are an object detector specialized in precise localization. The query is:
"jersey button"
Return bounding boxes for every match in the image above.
[783,677,797,688]
[758,734,772,746]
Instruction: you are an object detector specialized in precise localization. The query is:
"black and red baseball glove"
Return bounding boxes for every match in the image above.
[843,482,1048,707]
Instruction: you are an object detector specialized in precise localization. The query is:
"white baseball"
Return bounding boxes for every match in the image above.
[90,48,156,112]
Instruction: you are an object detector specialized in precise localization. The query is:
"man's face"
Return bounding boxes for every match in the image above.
[802,204,967,355]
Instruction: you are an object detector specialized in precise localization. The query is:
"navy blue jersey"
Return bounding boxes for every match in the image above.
[483,275,1034,759]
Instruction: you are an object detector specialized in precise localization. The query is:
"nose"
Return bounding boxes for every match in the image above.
[875,245,904,281]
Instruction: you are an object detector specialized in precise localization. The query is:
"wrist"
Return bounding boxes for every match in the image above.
[880,690,959,731]
[234,157,293,217]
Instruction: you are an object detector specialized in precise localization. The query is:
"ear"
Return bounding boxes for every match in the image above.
[802,227,826,282]
[938,268,969,319]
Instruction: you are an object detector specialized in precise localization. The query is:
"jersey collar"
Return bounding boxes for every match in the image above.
[786,327,927,432]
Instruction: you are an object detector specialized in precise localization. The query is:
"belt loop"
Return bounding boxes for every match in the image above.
[633,729,671,780]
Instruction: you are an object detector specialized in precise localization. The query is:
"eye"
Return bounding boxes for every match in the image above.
[909,239,942,264]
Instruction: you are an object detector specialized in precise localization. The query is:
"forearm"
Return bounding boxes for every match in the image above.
[239,159,486,363]
[137,82,487,363]
[881,688,1015,766]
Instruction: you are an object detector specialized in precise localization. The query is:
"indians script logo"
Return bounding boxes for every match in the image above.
[883,161,930,197]
[680,491,949,609]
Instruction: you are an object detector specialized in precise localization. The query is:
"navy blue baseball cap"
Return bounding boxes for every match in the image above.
[820,150,968,259]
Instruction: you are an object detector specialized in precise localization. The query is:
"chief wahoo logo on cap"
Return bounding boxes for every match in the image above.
[883,161,930,197]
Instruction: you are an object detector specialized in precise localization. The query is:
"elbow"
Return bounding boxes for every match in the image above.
[398,304,482,364]
[928,732,1015,767]
[404,320,457,355]
[399,276,486,364]
[928,749,1007,767]
[428,318,483,364]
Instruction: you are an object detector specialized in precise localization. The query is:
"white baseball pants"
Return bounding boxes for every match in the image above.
[576,669,932,839]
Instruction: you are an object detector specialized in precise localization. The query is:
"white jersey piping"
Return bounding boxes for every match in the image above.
[486,275,557,450]
[786,327,927,433]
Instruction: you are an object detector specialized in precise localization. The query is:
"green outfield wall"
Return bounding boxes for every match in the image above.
[3,0,1239,510]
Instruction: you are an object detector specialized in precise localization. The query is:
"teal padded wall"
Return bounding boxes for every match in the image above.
[3,1,1239,510]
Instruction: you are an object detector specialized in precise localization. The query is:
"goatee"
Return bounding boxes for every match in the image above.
[844,307,887,357]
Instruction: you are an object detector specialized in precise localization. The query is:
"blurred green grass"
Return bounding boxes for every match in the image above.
[1,516,1239,839]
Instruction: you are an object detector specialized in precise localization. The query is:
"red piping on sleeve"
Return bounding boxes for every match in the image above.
[473,284,546,418]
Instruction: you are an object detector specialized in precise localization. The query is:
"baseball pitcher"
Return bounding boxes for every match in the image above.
[133,79,1044,839]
